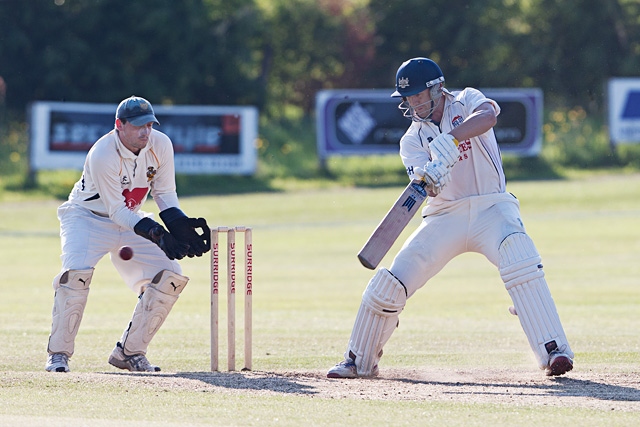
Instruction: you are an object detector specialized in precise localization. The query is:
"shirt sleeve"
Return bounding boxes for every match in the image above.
[149,130,180,212]
[461,87,501,117]
[399,123,435,181]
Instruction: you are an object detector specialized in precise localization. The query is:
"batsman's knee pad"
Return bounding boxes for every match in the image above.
[120,270,189,356]
[348,268,407,376]
[48,269,94,356]
[499,233,573,369]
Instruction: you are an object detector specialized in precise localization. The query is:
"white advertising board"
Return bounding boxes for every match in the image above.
[608,78,640,145]
[29,102,259,174]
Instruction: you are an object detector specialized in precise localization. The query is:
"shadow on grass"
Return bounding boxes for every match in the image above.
[99,370,317,394]
[396,376,640,402]
[175,371,317,394]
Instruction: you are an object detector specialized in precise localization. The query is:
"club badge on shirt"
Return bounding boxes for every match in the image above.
[146,166,157,182]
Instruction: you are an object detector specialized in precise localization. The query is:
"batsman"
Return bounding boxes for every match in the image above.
[327,57,574,378]
[45,96,210,373]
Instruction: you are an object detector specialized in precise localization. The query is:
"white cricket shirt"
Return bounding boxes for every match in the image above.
[399,87,505,215]
[67,128,180,230]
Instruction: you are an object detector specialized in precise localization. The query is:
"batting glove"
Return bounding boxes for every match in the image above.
[429,133,459,169]
[160,207,211,258]
[134,217,190,260]
[414,160,452,195]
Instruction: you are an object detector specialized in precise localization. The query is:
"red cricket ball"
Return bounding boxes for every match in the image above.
[119,246,134,261]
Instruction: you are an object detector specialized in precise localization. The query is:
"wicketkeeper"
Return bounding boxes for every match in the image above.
[327,58,574,378]
[45,96,210,373]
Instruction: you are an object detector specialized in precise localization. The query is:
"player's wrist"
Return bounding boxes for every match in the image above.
[134,217,159,235]
[159,207,187,225]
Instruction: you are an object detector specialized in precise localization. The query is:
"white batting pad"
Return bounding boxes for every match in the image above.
[348,268,407,376]
[48,269,94,356]
[120,270,189,355]
[499,233,573,369]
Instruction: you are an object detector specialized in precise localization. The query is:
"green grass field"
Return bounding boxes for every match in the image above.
[1,172,640,426]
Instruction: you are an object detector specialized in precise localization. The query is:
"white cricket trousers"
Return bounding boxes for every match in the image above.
[56,202,181,294]
[389,192,525,297]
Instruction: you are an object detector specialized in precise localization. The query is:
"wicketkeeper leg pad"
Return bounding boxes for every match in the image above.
[119,270,189,356]
[47,269,94,357]
[499,233,573,369]
[347,268,407,376]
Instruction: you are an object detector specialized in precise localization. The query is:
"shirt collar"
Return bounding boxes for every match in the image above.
[114,130,152,158]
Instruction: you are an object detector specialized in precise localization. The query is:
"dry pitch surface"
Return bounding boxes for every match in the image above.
[6,368,639,412]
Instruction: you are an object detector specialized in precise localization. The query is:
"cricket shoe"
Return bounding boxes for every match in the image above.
[108,342,161,372]
[45,353,70,372]
[326,357,378,379]
[545,350,573,376]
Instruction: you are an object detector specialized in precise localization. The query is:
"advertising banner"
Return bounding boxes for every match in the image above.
[316,88,543,160]
[29,102,258,174]
[608,78,640,145]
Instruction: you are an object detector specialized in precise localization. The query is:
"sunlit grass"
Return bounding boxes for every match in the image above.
[1,173,639,425]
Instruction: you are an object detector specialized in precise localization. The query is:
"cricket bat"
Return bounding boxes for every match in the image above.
[357,179,428,269]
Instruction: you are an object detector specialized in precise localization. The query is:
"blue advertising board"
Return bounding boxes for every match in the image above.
[316,88,543,160]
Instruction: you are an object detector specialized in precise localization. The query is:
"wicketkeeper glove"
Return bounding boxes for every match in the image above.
[134,217,190,260]
[429,133,459,169]
[159,207,211,258]
[414,160,452,196]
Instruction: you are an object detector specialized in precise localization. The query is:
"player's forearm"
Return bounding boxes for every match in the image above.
[449,108,497,142]
[153,191,180,212]
[110,205,147,230]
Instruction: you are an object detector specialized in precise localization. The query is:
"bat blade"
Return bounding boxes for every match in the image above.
[357,179,428,269]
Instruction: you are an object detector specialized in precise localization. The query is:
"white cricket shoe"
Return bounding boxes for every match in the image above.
[545,350,573,376]
[46,353,70,372]
[108,342,160,372]
[326,357,378,379]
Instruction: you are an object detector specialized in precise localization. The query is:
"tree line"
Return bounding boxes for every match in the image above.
[0,0,638,120]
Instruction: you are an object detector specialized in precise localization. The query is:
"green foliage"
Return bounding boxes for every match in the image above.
[2,0,640,198]
[0,0,267,111]
[323,155,408,187]
[0,119,28,199]
[257,114,320,179]
[542,107,616,168]
[501,155,561,181]
[0,119,27,176]
[368,0,640,109]
[368,0,526,89]
[262,0,376,116]
[2,0,640,116]
[614,143,640,168]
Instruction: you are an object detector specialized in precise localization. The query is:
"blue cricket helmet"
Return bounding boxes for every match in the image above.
[391,57,444,98]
